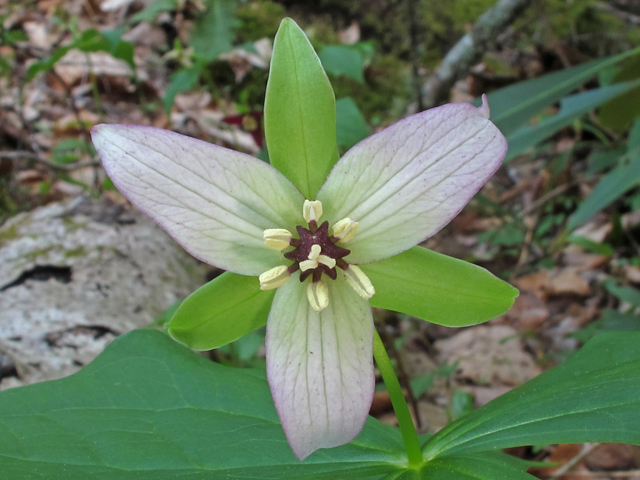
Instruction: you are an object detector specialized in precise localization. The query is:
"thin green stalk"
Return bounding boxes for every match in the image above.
[373,329,423,467]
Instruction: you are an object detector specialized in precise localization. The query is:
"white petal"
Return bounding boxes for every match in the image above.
[266,272,375,460]
[92,125,305,275]
[317,100,507,264]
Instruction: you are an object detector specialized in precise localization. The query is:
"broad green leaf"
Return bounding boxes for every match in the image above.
[319,45,364,83]
[362,247,518,327]
[487,47,640,137]
[568,122,640,229]
[0,329,406,479]
[163,64,201,114]
[566,235,614,256]
[506,80,640,161]
[599,56,640,132]
[101,29,136,70]
[597,309,640,333]
[415,452,540,480]
[264,18,339,199]
[190,0,236,62]
[336,96,370,149]
[166,272,274,350]
[423,331,640,459]
[586,147,626,176]
[131,0,178,22]
[630,114,640,153]
[603,280,640,307]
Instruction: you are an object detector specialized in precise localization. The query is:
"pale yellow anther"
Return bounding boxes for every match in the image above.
[317,255,336,269]
[259,265,291,290]
[303,200,323,223]
[307,280,329,312]
[263,228,292,251]
[299,259,317,272]
[343,265,375,300]
[309,244,321,259]
[300,244,321,272]
[332,218,359,243]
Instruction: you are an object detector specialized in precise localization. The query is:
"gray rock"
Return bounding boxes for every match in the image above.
[0,197,206,388]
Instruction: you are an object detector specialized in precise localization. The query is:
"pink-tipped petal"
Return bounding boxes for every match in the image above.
[266,272,375,460]
[317,101,507,264]
[92,125,304,276]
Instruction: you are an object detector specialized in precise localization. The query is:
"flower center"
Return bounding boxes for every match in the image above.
[259,200,375,311]
[284,221,349,282]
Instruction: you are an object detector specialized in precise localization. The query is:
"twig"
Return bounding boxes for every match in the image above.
[421,0,532,108]
[0,151,100,172]
[548,443,598,480]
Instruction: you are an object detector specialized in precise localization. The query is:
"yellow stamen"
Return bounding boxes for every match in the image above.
[303,200,323,223]
[259,265,291,290]
[343,265,375,299]
[263,228,292,251]
[307,280,329,312]
[332,218,359,243]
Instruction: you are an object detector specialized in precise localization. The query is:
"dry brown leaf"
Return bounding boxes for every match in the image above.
[52,110,100,135]
[548,268,591,296]
[572,218,612,243]
[585,443,640,472]
[460,385,511,406]
[499,290,550,330]
[531,444,590,480]
[513,270,551,299]
[100,0,137,11]
[338,21,360,44]
[54,50,132,85]
[23,21,51,49]
[415,402,448,434]
[434,325,541,386]
[562,250,608,270]
[624,266,640,284]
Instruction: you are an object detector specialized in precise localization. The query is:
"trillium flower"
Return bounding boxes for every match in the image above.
[91,19,513,462]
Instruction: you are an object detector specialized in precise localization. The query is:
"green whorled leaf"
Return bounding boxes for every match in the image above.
[596,309,640,333]
[412,452,540,480]
[190,0,236,62]
[506,80,640,161]
[603,280,640,308]
[423,331,640,459]
[336,96,370,149]
[361,247,518,327]
[166,272,274,351]
[568,119,640,229]
[163,64,202,114]
[101,29,135,70]
[264,18,339,199]
[599,56,640,132]
[0,330,407,479]
[486,47,640,137]
[131,0,178,22]
[319,45,365,83]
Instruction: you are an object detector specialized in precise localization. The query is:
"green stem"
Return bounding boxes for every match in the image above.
[373,330,423,467]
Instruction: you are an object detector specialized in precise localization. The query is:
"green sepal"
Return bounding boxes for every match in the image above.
[264,18,339,199]
[166,272,274,351]
[361,247,518,327]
